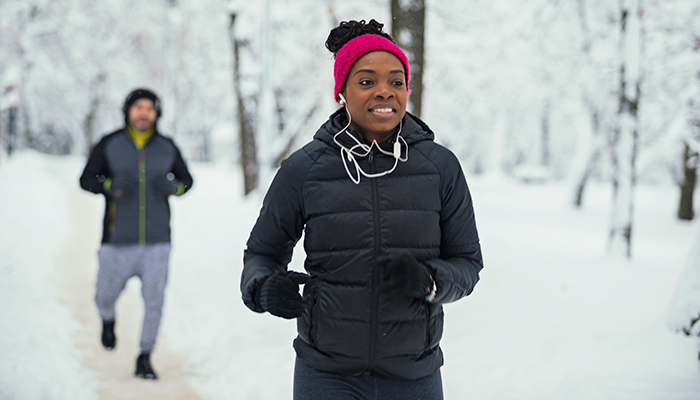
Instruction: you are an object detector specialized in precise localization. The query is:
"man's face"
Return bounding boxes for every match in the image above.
[127,98,158,132]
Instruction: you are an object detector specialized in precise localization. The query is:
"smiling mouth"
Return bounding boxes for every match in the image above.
[369,106,396,116]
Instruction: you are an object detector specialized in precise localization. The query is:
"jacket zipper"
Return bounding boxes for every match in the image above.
[367,149,380,374]
[138,149,146,245]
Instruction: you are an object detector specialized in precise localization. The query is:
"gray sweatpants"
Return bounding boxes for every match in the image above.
[96,243,170,353]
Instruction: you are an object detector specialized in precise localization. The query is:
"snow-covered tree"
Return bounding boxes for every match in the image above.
[570,0,618,207]
[608,0,642,258]
[0,0,697,227]
[640,0,700,220]
[391,0,425,117]
[228,5,258,196]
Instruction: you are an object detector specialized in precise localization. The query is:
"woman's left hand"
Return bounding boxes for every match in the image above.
[380,256,435,301]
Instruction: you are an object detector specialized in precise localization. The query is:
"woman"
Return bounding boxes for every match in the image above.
[241,19,483,399]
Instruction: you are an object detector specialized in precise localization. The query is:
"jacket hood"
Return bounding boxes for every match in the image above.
[313,108,435,150]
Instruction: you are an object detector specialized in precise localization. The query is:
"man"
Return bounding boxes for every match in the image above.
[79,88,193,380]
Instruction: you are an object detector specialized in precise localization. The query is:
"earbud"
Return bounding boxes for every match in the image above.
[393,141,401,159]
[339,93,346,106]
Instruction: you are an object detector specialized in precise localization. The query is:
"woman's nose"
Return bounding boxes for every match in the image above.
[374,85,394,99]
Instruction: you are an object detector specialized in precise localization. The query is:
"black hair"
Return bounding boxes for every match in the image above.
[122,89,161,116]
[325,19,395,57]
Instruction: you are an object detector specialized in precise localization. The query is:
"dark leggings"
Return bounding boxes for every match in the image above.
[293,358,444,400]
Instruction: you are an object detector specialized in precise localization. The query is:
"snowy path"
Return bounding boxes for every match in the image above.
[0,153,203,399]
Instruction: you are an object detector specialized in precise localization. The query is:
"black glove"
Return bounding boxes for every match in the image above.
[107,175,137,198]
[152,174,179,196]
[381,256,436,301]
[256,271,310,319]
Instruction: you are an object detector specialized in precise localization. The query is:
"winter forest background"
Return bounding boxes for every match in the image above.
[2,0,700,399]
[2,0,700,212]
[2,0,700,242]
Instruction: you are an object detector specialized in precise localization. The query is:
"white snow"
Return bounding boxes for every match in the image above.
[1,150,700,399]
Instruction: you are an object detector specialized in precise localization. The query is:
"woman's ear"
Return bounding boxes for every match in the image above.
[339,85,349,106]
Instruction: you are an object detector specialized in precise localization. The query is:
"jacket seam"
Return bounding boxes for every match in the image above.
[306,208,438,219]
[411,143,445,200]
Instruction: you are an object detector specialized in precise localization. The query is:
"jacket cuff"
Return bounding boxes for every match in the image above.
[103,178,112,194]
[175,182,186,196]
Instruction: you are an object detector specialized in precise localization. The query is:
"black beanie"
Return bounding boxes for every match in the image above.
[122,88,162,123]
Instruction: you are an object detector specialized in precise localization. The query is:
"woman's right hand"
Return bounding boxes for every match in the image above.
[256,271,310,319]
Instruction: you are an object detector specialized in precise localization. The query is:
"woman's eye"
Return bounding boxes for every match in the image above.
[392,80,404,87]
[359,79,373,86]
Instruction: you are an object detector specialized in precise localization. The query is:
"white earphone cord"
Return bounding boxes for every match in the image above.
[333,96,408,185]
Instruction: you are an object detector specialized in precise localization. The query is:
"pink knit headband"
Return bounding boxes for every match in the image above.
[333,34,410,103]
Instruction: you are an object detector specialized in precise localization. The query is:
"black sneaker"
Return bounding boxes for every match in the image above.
[135,352,158,380]
[101,320,116,351]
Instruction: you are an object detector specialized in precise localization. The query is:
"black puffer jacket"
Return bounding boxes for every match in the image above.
[241,110,482,380]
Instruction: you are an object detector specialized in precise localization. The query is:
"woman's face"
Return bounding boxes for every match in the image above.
[341,50,407,143]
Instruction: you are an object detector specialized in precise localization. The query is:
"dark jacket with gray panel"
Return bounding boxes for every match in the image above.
[241,110,483,380]
[80,128,193,244]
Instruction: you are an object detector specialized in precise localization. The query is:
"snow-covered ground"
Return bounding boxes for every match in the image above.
[1,150,699,399]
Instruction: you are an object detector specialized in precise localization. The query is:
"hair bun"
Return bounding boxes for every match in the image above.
[325,19,394,56]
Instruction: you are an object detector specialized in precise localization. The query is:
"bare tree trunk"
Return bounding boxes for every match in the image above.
[258,0,276,187]
[541,99,551,167]
[82,100,98,154]
[273,103,319,167]
[391,0,425,118]
[573,106,602,207]
[229,12,258,196]
[0,110,4,162]
[678,141,697,220]
[609,0,642,258]
[572,0,600,208]
[162,0,180,137]
[7,107,17,156]
[83,73,105,154]
[326,0,338,28]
